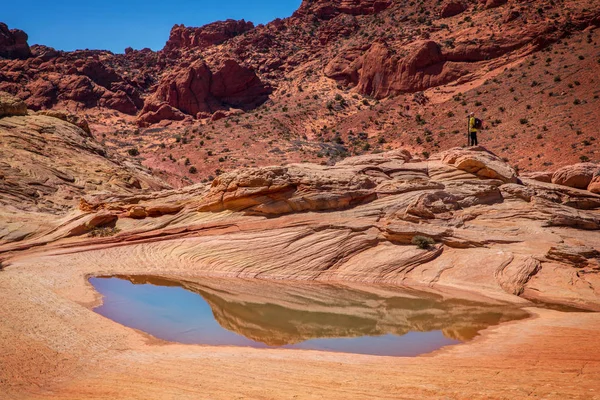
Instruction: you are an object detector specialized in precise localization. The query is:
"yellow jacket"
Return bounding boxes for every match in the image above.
[469,117,478,133]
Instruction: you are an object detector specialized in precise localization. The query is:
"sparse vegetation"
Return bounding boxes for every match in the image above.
[412,236,435,250]
[88,227,121,238]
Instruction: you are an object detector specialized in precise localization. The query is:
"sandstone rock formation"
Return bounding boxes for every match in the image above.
[2,146,598,311]
[164,20,254,53]
[0,22,31,59]
[0,110,169,245]
[552,163,599,189]
[138,58,271,123]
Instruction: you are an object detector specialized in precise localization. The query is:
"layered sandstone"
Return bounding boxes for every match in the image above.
[2,143,598,311]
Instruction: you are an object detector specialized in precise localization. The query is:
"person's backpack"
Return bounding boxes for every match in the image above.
[474,118,483,129]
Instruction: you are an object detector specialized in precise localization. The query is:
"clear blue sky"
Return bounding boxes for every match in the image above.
[2,0,302,53]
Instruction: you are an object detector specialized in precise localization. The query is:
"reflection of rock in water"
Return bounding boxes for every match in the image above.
[116,275,530,346]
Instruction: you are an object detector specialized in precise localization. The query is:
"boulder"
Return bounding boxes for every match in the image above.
[438,147,519,183]
[440,1,468,18]
[503,9,521,23]
[137,103,186,127]
[484,0,507,9]
[128,206,148,219]
[211,110,228,122]
[552,163,598,190]
[0,91,27,117]
[36,110,91,135]
[589,171,600,194]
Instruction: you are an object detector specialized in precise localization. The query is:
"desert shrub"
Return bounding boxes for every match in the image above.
[412,236,435,249]
[189,166,198,174]
[88,227,121,238]
[519,118,529,125]
[127,148,140,156]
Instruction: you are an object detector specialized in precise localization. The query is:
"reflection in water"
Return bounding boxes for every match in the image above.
[90,275,530,357]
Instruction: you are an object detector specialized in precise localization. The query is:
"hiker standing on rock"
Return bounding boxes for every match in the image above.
[467,112,482,146]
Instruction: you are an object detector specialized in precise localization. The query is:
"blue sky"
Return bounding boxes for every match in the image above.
[2,0,302,53]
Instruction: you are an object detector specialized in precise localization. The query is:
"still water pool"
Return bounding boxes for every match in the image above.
[90,276,530,357]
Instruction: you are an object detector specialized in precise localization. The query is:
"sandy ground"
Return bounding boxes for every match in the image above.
[1,245,599,400]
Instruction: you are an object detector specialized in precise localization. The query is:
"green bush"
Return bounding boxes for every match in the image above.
[88,227,121,238]
[412,236,435,249]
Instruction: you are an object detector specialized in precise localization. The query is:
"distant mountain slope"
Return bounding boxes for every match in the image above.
[0,0,598,183]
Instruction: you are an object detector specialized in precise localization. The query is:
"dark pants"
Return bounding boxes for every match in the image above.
[470,132,478,146]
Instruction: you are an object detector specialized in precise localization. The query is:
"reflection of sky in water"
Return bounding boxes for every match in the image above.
[90,277,460,357]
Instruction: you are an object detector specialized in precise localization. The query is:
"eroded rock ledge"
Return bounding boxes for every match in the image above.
[1,145,599,311]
